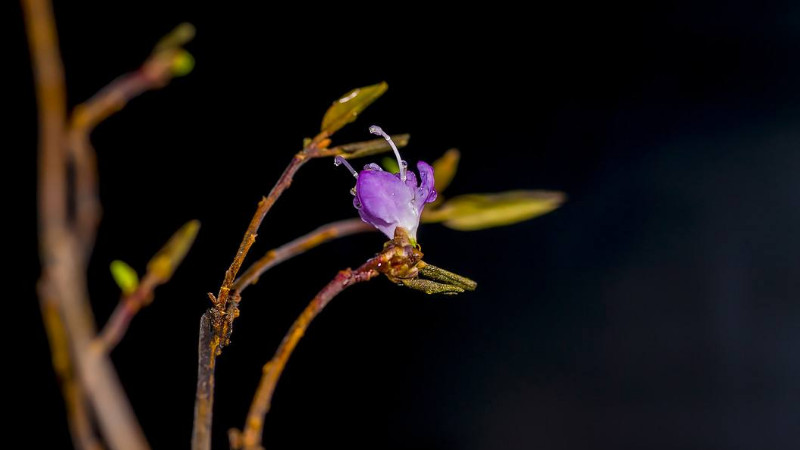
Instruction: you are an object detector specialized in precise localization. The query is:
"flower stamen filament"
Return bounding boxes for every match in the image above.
[369,125,406,182]
[334,156,358,178]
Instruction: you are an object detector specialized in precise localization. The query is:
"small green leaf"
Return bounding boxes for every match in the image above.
[400,278,465,295]
[170,50,195,77]
[325,134,410,159]
[147,220,201,282]
[382,156,400,173]
[423,190,565,231]
[110,260,139,296]
[419,264,477,291]
[321,82,388,135]
[432,149,460,193]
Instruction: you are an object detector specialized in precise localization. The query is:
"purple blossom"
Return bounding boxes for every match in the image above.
[335,126,437,241]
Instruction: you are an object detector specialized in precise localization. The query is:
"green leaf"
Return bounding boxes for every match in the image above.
[321,82,388,135]
[110,260,139,296]
[382,156,400,173]
[432,148,460,193]
[423,190,565,231]
[170,50,195,77]
[147,220,201,281]
[324,134,410,159]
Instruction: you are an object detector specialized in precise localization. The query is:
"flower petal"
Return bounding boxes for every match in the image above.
[415,161,437,213]
[355,169,417,239]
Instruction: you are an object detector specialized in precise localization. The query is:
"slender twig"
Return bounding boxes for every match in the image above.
[191,153,314,450]
[231,229,423,450]
[192,219,371,450]
[193,153,311,450]
[192,309,222,450]
[26,0,149,448]
[95,274,159,352]
[233,218,373,294]
[234,259,381,450]
[192,313,218,450]
[212,154,309,312]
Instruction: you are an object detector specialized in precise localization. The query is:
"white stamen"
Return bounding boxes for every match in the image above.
[334,156,358,178]
[369,125,406,181]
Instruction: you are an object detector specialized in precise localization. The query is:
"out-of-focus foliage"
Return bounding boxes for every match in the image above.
[432,148,460,193]
[170,50,195,77]
[110,260,139,295]
[424,191,565,231]
[147,220,201,282]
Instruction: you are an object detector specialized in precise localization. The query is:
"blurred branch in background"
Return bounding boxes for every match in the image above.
[24,0,196,447]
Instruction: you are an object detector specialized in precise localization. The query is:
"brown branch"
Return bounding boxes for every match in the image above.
[192,219,371,450]
[233,260,381,450]
[233,218,373,294]
[192,312,219,450]
[193,152,311,450]
[95,274,159,352]
[212,153,309,312]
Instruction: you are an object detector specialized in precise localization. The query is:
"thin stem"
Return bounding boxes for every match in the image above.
[233,218,373,294]
[213,153,309,312]
[95,275,158,352]
[194,152,310,450]
[369,125,406,181]
[236,260,381,449]
[333,155,358,178]
[192,312,219,450]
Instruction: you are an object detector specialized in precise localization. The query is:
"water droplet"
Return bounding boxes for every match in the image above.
[400,160,408,169]
[350,187,357,196]
[334,159,342,166]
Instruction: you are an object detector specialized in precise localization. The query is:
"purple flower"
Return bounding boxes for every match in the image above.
[335,126,437,241]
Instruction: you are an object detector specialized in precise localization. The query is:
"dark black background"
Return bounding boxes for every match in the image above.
[13,1,800,449]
